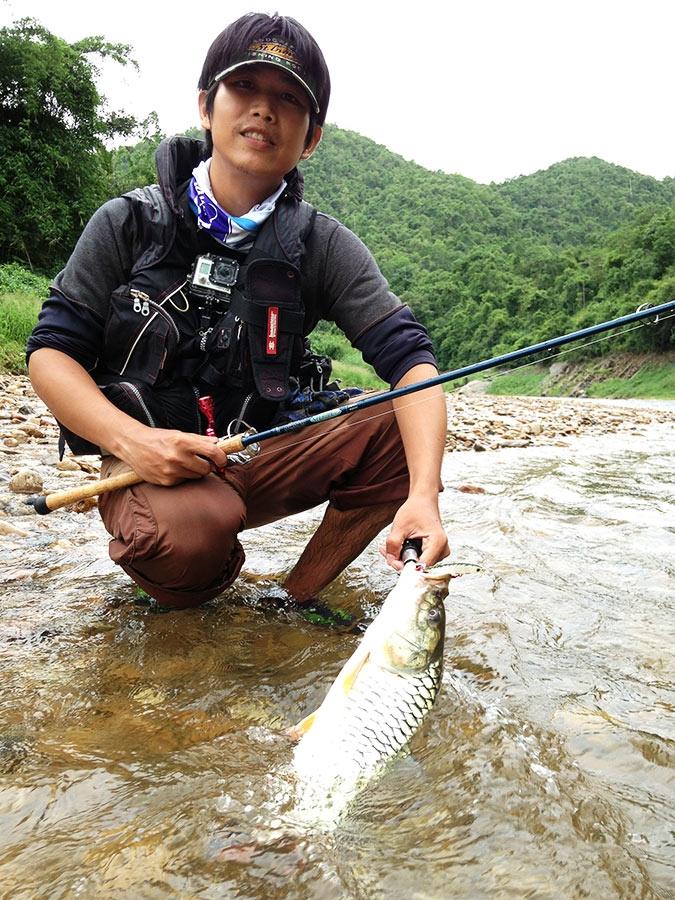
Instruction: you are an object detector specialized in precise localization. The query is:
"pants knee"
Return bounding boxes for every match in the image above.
[101,476,247,606]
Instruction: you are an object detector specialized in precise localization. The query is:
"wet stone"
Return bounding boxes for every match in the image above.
[0,521,30,537]
[0,737,30,775]
[56,458,81,472]
[9,469,43,494]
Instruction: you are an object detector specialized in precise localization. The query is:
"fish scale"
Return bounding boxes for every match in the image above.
[290,562,463,828]
[292,656,445,823]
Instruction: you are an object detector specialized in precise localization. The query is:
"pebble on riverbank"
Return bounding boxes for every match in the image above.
[444,394,675,453]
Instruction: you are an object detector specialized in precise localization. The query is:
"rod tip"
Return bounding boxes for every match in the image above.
[24,495,50,515]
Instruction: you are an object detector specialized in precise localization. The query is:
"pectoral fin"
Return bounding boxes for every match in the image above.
[425,563,482,582]
[341,650,370,695]
[288,711,318,742]
[287,650,371,742]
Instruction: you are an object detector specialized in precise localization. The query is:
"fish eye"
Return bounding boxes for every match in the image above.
[427,607,442,623]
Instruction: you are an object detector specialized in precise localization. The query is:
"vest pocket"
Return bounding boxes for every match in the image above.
[103,283,182,384]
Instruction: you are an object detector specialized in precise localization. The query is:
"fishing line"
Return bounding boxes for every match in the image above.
[485,311,675,384]
[248,311,675,463]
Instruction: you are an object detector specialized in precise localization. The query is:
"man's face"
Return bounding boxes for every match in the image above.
[199,64,322,196]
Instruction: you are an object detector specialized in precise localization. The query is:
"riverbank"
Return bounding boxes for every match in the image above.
[471,350,675,400]
[444,392,675,451]
[1,374,674,518]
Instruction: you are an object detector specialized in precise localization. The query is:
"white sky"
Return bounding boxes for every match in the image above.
[2,0,673,184]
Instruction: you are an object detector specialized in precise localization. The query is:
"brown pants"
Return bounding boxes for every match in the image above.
[98,402,409,608]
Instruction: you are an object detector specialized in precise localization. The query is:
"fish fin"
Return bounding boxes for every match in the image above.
[341,650,370,695]
[287,711,318,742]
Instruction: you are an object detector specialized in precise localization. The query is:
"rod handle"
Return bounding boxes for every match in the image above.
[26,434,248,514]
[26,469,143,515]
[215,434,246,454]
[400,537,423,565]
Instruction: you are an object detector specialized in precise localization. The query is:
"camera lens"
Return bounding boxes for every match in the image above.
[212,259,235,286]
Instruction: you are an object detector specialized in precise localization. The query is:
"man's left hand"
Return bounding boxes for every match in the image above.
[381,495,450,570]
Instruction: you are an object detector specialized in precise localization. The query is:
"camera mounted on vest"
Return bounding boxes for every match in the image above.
[188,254,240,308]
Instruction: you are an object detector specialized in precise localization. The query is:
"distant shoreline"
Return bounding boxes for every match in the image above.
[459,351,675,403]
[2,378,673,501]
[443,392,675,454]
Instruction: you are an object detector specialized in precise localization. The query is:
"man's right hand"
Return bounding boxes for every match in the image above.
[114,423,228,485]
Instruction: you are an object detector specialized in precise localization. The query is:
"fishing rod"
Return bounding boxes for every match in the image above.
[27,298,675,515]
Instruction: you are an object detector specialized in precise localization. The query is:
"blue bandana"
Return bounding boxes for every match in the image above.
[188,160,286,250]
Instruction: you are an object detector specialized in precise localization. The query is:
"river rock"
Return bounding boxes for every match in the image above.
[549,361,571,377]
[0,521,30,537]
[56,457,81,472]
[9,469,43,494]
[17,423,44,438]
[457,380,489,394]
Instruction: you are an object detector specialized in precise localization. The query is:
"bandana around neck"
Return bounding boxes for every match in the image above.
[188,159,286,249]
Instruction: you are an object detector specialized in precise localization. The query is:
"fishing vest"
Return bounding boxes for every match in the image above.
[62,182,322,455]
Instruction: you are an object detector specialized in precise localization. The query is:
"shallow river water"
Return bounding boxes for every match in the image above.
[0,413,673,898]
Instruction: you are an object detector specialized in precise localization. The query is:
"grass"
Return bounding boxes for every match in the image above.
[481,358,675,399]
[0,263,50,373]
[586,363,675,399]
[485,368,548,396]
[0,292,42,373]
[332,357,382,390]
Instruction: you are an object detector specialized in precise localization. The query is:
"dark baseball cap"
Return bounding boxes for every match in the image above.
[208,37,320,114]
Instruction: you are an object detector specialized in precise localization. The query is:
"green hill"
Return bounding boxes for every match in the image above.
[495,156,675,246]
[300,129,673,369]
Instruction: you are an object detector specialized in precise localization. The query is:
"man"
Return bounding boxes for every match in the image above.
[27,13,449,612]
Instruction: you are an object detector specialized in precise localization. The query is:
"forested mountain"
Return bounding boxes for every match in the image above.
[299,126,673,368]
[495,156,675,246]
[303,127,675,253]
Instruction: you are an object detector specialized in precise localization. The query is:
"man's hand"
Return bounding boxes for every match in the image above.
[383,363,450,571]
[381,494,450,571]
[114,422,228,485]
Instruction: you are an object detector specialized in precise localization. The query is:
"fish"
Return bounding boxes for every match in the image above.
[289,558,479,828]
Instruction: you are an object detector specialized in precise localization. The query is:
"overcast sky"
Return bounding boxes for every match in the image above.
[2,0,673,184]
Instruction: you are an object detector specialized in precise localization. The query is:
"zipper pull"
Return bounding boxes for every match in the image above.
[131,289,150,314]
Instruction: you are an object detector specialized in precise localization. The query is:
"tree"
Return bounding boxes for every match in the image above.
[0,18,138,271]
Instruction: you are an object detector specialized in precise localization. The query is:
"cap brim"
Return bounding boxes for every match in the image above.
[210,60,320,115]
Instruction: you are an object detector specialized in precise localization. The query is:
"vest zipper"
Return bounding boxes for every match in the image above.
[192,385,203,434]
[119,382,157,427]
[121,282,185,375]
[231,392,254,434]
